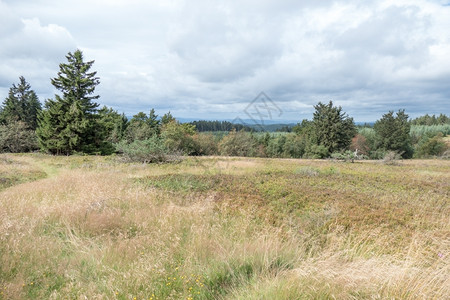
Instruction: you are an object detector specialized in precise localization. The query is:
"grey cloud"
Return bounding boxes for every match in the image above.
[0,0,449,121]
[331,5,433,71]
[169,2,283,83]
[0,0,76,99]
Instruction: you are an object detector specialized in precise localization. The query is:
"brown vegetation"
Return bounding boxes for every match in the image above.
[0,154,449,299]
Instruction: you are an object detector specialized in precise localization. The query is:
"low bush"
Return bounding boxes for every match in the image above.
[382,151,403,165]
[115,136,179,163]
[305,144,329,158]
[218,130,257,157]
[331,150,357,162]
[192,133,218,155]
[414,133,448,158]
[0,121,39,153]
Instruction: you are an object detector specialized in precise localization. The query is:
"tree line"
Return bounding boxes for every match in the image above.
[0,49,449,160]
[190,120,251,132]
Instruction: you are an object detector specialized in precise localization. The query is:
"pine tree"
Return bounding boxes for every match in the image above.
[311,101,356,154]
[0,76,42,130]
[161,111,175,125]
[148,108,160,135]
[374,110,412,158]
[37,50,101,154]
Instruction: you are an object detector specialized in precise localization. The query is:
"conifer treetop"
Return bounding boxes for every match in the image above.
[51,49,100,113]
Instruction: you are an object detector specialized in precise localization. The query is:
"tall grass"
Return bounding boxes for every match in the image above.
[0,154,449,299]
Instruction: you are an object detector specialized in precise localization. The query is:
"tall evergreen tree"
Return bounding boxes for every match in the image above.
[37,50,101,154]
[311,101,356,154]
[0,76,42,129]
[374,109,412,158]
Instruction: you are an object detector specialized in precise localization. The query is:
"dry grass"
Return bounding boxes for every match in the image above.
[0,154,449,299]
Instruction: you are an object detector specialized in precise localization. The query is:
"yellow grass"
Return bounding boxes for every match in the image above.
[0,154,449,299]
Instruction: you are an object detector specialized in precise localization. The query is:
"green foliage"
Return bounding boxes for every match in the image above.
[0,76,42,130]
[0,157,46,190]
[161,120,197,155]
[36,50,103,155]
[137,174,214,192]
[203,261,255,298]
[311,101,356,155]
[115,136,171,163]
[282,134,307,158]
[218,129,257,157]
[97,106,128,144]
[357,127,377,156]
[292,119,313,136]
[160,111,175,126]
[331,150,358,162]
[414,133,448,158]
[305,144,329,158]
[0,121,39,153]
[192,133,218,155]
[191,120,251,132]
[410,124,450,143]
[410,113,450,125]
[266,135,286,157]
[125,110,160,143]
[374,110,413,158]
[265,133,307,158]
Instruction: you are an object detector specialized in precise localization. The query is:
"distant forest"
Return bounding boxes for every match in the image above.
[189,120,252,132]
[1,49,449,161]
[189,114,450,133]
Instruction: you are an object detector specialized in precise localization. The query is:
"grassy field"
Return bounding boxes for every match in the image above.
[0,154,449,299]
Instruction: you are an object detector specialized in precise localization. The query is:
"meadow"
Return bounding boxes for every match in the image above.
[0,154,448,299]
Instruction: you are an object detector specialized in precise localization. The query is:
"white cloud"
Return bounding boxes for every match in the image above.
[0,0,449,121]
[0,0,76,96]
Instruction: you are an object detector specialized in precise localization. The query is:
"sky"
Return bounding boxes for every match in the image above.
[1,0,449,123]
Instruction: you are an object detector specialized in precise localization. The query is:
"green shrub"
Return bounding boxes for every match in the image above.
[218,129,257,157]
[415,133,448,158]
[305,144,329,158]
[331,150,357,162]
[161,121,197,155]
[115,136,176,163]
[282,134,307,158]
[192,133,218,155]
[0,121,39,153]
[266,135,286,157]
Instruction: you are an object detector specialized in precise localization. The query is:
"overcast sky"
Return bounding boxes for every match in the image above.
[1,0,449,122]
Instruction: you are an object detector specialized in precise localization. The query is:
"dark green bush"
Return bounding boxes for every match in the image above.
[305,144,329,158]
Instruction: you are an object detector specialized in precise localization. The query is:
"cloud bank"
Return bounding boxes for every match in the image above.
[1,0,449,121]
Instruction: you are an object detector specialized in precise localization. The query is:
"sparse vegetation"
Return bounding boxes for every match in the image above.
[0,154,448,299]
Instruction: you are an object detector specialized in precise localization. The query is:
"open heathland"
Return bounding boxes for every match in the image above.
[0,154,449,299]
